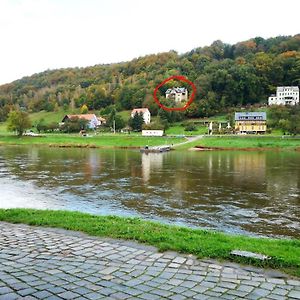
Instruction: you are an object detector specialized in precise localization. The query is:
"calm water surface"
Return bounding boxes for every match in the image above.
[0,146,299,238]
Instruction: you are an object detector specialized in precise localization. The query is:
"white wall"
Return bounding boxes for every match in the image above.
[142,130,164,136]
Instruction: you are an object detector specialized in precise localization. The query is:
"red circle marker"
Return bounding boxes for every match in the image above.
[153,75,196,111]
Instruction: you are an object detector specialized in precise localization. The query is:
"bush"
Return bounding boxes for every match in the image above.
[142,121,165,130]
[60,117,88,133]
[184,123,197,131]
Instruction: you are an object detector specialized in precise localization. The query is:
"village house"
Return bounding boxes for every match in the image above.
[268,86,299,105]
[61,114,104,129]
[235,112,267,134]
[131,108,151,124]
[165,87,188,103]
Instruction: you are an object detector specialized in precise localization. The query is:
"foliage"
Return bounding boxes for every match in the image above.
[60,117,89,133]
[184,122,197,131]
[36,118,59,133]
[0,34,300,120]
[128,112,144,131]
[142,120,165,130]
[268,106,300,135]
[113,115,126,131]
[0,104,12,122]
[6,110,32,136]
[80,104,88,114]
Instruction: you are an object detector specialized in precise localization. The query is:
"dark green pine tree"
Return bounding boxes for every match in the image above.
[129,112,144,131]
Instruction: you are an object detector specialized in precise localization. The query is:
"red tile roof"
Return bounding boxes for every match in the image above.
[131,108,149,114]
[66,114,96,121]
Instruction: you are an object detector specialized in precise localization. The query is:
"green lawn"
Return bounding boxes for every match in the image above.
[117,110,131,121]
[176,136,300,150]
[0,209,299,277]
[29,109,81,124]
[0,109,80,134]
[0,133,184,148]
[166,125,208,136]
[0,122,8,135]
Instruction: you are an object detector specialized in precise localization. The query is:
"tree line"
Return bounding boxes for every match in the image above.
[0,34,299,126]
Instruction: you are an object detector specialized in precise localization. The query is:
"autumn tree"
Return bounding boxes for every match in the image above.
[80,104,89,114]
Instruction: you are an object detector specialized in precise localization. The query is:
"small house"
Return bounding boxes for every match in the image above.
[165,87,188,103]
[61,114,101,129]
[131,108,151,124]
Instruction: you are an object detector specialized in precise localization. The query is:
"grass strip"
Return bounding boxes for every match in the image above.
[0,208,299,277]
[0,134,184,148]
[177,136,300,150]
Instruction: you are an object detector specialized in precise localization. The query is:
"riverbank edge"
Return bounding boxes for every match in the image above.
[0,209,299,277]
[1,139,300,152]
[0,142,141,149]
[189,145,300,151]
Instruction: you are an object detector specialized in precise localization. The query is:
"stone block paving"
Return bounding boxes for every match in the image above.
[0,222,299,299]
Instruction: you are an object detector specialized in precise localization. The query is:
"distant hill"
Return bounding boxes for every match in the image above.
[0,34,299,121]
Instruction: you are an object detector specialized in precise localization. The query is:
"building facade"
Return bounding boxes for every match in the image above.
[235,112,267,134]
[268,86,299,105]
[165,87,188,103]
[131,108,151,124]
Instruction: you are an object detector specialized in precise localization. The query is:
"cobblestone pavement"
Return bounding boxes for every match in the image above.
[0,222,299,300]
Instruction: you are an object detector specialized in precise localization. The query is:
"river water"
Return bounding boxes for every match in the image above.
[0,146,299,238]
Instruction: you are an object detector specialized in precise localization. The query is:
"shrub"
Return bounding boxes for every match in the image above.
[184,123,197,131]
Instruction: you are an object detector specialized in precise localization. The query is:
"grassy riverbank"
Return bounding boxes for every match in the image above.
[177,136,300,150]
[0,209,299,277]
[0,134,184,148]
[0,131,299,151]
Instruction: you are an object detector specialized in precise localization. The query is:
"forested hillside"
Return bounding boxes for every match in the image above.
[0,34,299,121]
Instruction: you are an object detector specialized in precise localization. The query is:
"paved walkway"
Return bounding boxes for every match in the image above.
[172,135,204,148]
[0,222,299,300]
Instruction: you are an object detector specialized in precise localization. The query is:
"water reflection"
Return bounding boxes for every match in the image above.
[141,153,163,183]
[0,146,299,238]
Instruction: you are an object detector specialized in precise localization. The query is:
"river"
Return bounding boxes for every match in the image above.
[0,146,299,238]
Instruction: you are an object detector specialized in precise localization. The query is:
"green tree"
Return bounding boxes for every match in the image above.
[114,115,125,131]
[288,115,300,135]
[36,118,47,133]
[7,110,32,136]
[107,107,116,127]
[60,117,88,133]
[129,112,144,131]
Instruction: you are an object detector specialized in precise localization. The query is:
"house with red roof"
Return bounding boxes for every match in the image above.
[131,108,151,124]
[61,114,105,129]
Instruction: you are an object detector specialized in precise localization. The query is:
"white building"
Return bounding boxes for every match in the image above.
[131,108,151,124]
[165,87,188,103]
[142,130,164,136]
[268,86,299,105]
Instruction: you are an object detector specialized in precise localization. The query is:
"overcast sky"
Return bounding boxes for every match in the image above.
[0,0,299,85]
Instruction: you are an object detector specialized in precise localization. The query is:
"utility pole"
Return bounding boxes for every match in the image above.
[113,119,116,134]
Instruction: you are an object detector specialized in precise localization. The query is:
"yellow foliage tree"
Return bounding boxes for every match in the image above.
[80,104,88,114]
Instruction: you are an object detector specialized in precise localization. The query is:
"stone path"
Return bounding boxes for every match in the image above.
[0,222,299,300]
